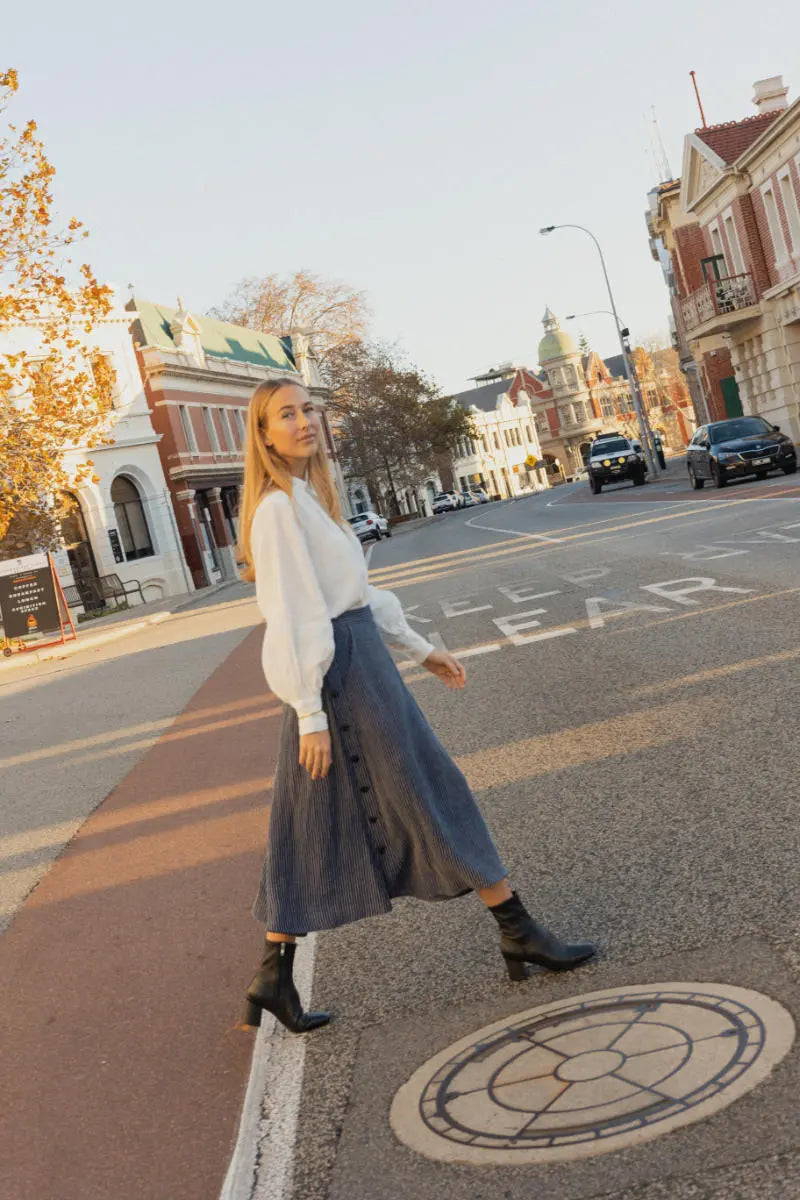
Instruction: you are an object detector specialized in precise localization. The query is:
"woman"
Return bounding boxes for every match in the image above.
[238,377,594,1034]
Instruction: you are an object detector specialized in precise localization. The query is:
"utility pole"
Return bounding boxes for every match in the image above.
[540,224,660,476]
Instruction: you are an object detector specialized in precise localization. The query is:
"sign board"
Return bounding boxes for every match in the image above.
[525,455,539,468]
[0,563,61,637]
[108,528,125,564]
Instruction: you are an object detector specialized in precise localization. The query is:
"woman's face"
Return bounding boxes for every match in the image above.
[264,385,321,465]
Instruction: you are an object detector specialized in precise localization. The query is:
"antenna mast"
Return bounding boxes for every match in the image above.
[650,106,673,181]
[689,70,708,128]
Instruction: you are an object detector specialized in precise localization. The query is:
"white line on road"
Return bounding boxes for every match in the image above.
[465,515,561,542]
[220,935,317,1200]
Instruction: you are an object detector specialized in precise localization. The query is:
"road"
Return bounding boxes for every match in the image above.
[2,462,799,1200]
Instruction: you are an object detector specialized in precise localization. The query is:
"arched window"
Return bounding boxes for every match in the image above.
[111,476,154,560]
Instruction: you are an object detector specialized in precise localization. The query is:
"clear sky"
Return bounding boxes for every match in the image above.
[5,1,798,391]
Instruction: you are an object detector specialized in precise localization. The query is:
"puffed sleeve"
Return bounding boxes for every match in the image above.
[251,493,334,734]
[367,584,435,664]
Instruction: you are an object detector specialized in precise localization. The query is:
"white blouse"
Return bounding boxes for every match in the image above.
[250,478,435,735]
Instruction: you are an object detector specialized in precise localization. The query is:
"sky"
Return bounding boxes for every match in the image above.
[5,1,799,392]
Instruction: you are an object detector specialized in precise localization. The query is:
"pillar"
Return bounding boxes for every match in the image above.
[206,487,239,580]
[174,489,209,589]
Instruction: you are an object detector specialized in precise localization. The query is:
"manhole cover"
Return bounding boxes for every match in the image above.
[390,983,794,1164]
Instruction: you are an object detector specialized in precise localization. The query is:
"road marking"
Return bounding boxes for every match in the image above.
[220,936,317,1200]
[465,514,561,541]
[458,642,502,658]
[372,497,781,592]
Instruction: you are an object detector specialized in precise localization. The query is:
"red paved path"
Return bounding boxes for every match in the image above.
[0,627,279,1200]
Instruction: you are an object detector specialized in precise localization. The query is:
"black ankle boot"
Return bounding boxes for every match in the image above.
[489,892,596,980]
[239,940,331,1034]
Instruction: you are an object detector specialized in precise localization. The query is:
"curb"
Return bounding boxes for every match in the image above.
[0,579,240,675]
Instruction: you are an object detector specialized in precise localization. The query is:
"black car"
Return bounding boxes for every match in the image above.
[687,416,797,489]
[587,434,646,493]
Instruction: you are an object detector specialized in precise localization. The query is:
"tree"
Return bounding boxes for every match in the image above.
[327,341,474,514]
[209,269,369,371]
[0,68,114,553]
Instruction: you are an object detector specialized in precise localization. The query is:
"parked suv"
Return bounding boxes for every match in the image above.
[348,511,391,542]
[588,434,646,493]
[432,492,459,513]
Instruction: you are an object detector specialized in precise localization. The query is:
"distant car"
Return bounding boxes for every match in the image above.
[348,511,391,542]
[470,487,489,503]
[432,492,459,513]
[687,416,797,489]
[459,490,479,507]
[587,434,646,493]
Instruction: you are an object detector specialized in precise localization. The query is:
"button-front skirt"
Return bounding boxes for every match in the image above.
[252,605,507,934]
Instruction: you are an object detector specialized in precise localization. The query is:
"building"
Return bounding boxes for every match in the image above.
[128,298,342,588]
[648,75,800,441]
[0,301,188,607]
[449,364,549,496]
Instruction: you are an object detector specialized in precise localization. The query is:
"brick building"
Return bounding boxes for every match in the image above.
[128,299,338,588]
[648,76,800,442]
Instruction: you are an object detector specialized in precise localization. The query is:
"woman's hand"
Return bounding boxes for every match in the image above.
[299,730,332,780]
[422,649,466,690]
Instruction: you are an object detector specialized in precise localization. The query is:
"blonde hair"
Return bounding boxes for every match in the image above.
[238,376,343,582]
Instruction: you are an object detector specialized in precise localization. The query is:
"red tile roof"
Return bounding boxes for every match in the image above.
[695,111,780,164]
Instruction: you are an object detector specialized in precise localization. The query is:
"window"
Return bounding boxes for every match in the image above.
[709,222,726,270]
[236,408,247,445]
[526,424,533,443]
[601,395,615,418]
[203,406,220,452]
[111,475,154,561]
[761,184,788,265]
[217,408,231,451]
[722,210,745,275]
[225,409,240,450]
[493,432,500,450]
[778,171,800,256]
[179,405,198,453]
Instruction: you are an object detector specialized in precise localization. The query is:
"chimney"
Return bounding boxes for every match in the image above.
[752,75,789,114]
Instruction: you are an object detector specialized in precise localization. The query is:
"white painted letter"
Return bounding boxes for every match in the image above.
[641,577,753,606]
[584,596,670,629]
[439,597,493,618]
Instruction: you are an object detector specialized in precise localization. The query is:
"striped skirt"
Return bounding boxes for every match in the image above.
[252,605,507,934]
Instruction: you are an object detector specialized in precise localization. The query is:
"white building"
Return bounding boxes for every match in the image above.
[1,300,189,608]
[449,365,549,497]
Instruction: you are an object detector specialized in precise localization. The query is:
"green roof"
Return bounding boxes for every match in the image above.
[128,298,298,373]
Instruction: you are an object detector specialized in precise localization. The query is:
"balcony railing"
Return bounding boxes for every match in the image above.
[681,273,757,333]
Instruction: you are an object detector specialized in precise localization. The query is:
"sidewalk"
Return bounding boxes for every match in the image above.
[0,578,245,673]
[0,623,278,1200]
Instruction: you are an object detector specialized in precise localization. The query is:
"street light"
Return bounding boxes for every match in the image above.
[565,310,615,322]
[539,224,660,475]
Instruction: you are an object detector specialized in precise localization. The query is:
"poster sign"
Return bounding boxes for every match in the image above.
[108,528,124,564]
[0,564,61,638]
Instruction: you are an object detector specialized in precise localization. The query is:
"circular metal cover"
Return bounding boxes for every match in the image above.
[390,983,794,1164]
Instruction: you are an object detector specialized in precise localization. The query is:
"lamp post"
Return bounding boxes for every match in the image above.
[540,224,660,475]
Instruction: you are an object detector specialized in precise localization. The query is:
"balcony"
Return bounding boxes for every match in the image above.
[681,273,760,336]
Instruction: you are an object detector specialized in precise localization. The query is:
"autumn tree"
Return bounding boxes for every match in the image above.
[0,68,114,554]
[210,269,369,374]
[327,341,474,514]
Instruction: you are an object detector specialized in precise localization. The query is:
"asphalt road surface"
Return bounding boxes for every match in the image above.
[2,462,800,1200]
